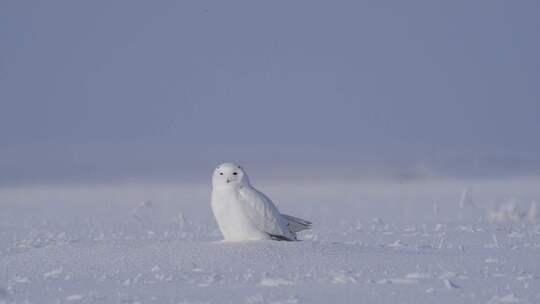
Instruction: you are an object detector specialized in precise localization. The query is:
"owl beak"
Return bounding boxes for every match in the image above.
[226,178,231,183]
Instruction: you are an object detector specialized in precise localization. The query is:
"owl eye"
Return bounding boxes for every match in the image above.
[233,172,238,175]
[219,172,224,175]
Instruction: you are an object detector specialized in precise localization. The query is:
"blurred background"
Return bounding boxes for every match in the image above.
[1,1,539,186]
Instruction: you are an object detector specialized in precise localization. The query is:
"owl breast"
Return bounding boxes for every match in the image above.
[211,188,269,241]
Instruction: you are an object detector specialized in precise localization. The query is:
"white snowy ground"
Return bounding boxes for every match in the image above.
[1,178,540,304]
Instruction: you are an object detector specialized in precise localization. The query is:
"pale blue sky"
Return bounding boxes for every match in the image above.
[1,1,539,185]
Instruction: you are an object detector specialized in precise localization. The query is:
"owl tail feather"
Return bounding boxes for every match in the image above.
[282,214,312,233]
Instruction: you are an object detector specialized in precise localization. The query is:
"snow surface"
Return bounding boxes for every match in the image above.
[1,178,540,303]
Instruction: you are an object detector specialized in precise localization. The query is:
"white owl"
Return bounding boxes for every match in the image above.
[211,162,312,241]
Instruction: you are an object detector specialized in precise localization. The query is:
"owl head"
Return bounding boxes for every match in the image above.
[212,162,250,188]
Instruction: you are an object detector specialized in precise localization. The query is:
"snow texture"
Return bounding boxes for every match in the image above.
[1,178,540,303]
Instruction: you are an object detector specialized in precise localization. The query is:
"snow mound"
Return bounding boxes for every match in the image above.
[488,201,538,223]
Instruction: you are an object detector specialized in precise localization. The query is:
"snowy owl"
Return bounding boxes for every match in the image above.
[211,162,312,241]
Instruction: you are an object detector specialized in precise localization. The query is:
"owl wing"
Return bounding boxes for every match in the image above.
[238,186,296,241]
